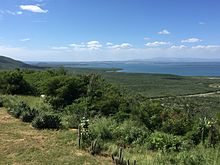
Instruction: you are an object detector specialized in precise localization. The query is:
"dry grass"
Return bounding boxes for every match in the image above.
[0,108,113,165]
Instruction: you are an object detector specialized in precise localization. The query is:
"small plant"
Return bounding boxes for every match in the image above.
[78,117,92,149]
[20,108,38,122]
[112,147,127,165]
[32,112,61,129]
[147,131,183,152]
[176,150,206,165]
[8,101,29,118]
[90,139,102,155]
[114,119,149,145]
[61,114,79,129]
[112,147,137,165]
[88,117,116,140]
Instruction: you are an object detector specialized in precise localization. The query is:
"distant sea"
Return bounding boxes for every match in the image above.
[29,61,220,76]
[62,61,220,76]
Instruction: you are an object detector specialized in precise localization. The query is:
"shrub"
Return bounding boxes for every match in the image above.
[147,132,183,152]
[64,98,89,122]
[90,138,104,155]
[8,101,30,118]
[88,117,117,140]
[186,117,220,146]
[1,70,33,95]
[1,95,18,109]
[176,150,206,165]
[61,114,79,129]
[114,120,150,145]
[32,112,62,129]
[32,100,53,113]
[20,108,38,122]
[161,109,192,136]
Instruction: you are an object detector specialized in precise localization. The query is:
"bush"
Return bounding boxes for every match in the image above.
[32,112,62,129]
[90,138,104,155]
[147,132,183,152]
[114,120,150,145]
[176,150,206,165]
[1,70,33,95]
[161,110,192,136]
[8,101,30,118]
[88,117,117,140]
[186,117,220,146]
[1,95,18,109]
[64,98,89,122]
[61,114,79,129]
[20,108,38,122]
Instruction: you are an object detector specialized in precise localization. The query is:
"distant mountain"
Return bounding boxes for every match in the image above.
[0,55,40,69]
[130,57,220,62]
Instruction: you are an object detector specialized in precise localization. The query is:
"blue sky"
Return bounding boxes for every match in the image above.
[0,0,220,61]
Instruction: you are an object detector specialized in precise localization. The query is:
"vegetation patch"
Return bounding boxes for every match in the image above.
[0,68,220,164]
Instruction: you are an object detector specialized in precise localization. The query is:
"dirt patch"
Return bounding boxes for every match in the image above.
[0,108,16,123]
[1,115,13,121]
[70,128,78,132]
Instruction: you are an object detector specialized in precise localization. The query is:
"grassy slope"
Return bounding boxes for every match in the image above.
[0,108,113,165]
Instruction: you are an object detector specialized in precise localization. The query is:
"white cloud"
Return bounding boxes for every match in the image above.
[192,45,220,49]
[110,43,133,49]
[1,43,220,62]
[87,41,102,50]
[171,45,187,49]
[69,43,86,49]
[106,42,114,46]
[51,46,68,50]
[20,38,30,42]
[20,5,48,13]
[0,10,23,15]
[158,29,170,35]
[181,38,202,43]
[145,41,170,47]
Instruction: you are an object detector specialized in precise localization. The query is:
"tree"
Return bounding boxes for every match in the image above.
[0,70,32,95]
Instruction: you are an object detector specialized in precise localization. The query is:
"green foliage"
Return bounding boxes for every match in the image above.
[32,112,62,129]
[217,113,220,126]
[161,109,193,136]
[8,101,30,118]
[85,74,121,116]
[1,69,220,163]
[61,114,79,129]
[64,97,90,125]
[147,132,184,152]
[132,101,164,131]
[90,138,103,155]
[114,120,150,145]
[20,108,38,122]
[0,70,33,95]
[175,150,206,165]
[186,117,220,146]
[43,76,85,108]
[88,117,117,140]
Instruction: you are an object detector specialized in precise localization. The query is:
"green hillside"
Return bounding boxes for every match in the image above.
[0,55,39,69]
